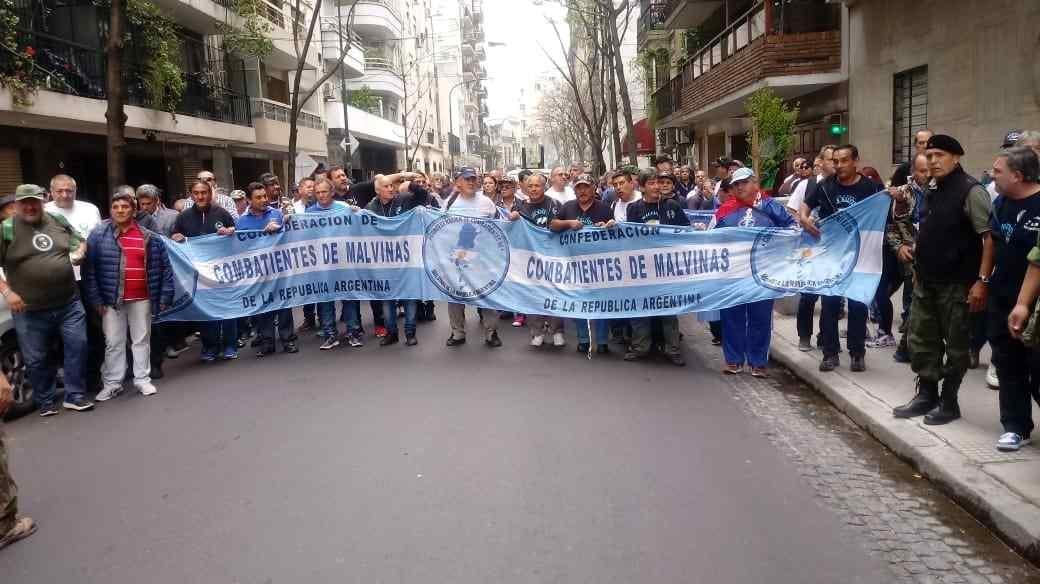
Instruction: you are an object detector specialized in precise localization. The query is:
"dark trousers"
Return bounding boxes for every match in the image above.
[991,296,1040,437]
[630,316,680,357]
[797,293,821,342]
[822,295,867,358]
[302,303,316,325]
[370,301,385,328]
[78,282,103,390]
[971,312,989,353]
[201,319,238,354]
[0,431,18,535]
[708,320,723,342]
[256,308,294,350]
[874,248,901,335]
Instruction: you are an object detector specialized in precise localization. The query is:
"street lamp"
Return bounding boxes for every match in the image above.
[448,78,476,172]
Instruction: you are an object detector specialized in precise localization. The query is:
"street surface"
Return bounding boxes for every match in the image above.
[1,308,1038,583]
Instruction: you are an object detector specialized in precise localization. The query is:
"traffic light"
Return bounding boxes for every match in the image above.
[828,114,847,136]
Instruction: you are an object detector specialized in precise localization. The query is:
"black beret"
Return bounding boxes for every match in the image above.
[925,134,964,156]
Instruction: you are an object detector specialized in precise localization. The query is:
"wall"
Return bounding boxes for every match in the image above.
[847,0,1040,178]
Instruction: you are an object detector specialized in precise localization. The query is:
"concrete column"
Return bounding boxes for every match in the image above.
[212,148,234,190]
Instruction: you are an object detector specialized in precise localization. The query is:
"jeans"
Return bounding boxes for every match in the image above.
[822,295,867,358]
[370,300,385,328]
[796,293,821,342]
[255,308,294,350]
[383,300,417,336]
[302,303,316,325]
[13,298,87,406]
[339,300,362,334]
[574,319,609,345]
[873,248,901,336]
[721,300,774,367]
[100,300,152,390]
[201,319,238,354]
[317,302,340,338]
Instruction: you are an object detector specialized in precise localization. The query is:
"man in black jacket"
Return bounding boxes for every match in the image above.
[172,180,238,361]
[892,135,993,425]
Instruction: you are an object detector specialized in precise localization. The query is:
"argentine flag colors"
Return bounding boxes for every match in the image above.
[157,193,890,322]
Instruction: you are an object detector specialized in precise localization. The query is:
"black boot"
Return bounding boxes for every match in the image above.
[893,378,939,418]
[923,379,961,425]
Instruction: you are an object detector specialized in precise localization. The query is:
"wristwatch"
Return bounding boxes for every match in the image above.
[977,275,991,285]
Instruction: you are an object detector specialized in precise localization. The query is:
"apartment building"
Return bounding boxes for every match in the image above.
[0,0,333,205]
[644,0,847,173]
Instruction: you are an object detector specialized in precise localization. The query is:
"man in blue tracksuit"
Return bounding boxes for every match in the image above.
[715,168,795,377]
[364,172,428,346]
[235,182,298,357]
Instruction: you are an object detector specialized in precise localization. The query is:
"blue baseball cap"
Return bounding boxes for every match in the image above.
[455,167,478,180]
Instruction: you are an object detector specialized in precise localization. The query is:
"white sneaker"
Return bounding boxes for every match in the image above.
[553,332,566,346]
[530,334,544,347]
[986,363,1000,389]
[997,432,1029,452]
[95,387,120,402]
[137,383,158,397]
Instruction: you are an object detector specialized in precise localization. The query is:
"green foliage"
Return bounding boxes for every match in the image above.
[744,87,799,189]
[126,0,185,113]
[0,0,60,106]
[218,0,274,58]
[348,86,380,113]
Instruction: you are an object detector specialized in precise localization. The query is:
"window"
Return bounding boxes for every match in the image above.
[892,66,928,164]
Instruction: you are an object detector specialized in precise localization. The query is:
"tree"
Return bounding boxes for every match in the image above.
[285,0,361,186]
[745,87,799,189]
[105,0,126,199]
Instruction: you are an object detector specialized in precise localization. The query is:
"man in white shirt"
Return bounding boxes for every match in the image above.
[442,168,503,348]
[546,167,575,203]
[45,173,103,392]
[605,169,642,222]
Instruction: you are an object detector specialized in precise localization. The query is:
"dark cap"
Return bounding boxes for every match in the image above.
[454,167,478,180]
[655,171,678,184]
[925,134,965,156]
[713,156,731,168]
[0,194,15,207]
[574,174,595,187]
[1003,129,1024,148]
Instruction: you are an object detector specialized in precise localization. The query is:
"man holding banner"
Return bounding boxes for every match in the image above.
[799,144,883,373]
[624,170,690,366]
[443,168,503,348]
[512,173,564,347]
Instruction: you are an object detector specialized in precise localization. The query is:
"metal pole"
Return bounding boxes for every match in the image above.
[448,79,469,172]
[337,0,352,175]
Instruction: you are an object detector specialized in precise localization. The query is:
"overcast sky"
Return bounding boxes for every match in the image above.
[482,0,570,121]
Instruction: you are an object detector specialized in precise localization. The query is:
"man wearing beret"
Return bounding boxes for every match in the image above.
[893,135,994,425]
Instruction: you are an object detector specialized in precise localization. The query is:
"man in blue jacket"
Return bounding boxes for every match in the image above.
[83,190,174,401]
[236,182,298,357]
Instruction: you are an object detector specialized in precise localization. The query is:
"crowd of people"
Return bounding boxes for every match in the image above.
[1,129,1039,550]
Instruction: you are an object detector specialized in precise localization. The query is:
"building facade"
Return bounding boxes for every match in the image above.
[0,0,337,205]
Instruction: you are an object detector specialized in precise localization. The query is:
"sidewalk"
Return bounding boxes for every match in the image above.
[768,301,1040,563]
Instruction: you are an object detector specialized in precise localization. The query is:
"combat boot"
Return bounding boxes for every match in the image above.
[893,378,939,418]
[924,378,961,425]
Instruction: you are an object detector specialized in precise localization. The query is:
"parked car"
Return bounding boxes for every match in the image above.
[0,294,31,419]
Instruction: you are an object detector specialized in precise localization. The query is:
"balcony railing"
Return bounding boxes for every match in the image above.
[356,0,401,21]
[638,2,668,35]
[364,57,396,73]
[2,27,251,126]
[252,98,324,130]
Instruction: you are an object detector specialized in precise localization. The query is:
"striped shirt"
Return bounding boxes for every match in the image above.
[118,223,148,301]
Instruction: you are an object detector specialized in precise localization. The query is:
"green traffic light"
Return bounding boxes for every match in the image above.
[830,124,844,135]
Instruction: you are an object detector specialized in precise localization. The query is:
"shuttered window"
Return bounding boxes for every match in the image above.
[892,66,928,165]
[0,148,23,196]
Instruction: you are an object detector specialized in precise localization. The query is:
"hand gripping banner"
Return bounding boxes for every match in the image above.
[156,193,890,322]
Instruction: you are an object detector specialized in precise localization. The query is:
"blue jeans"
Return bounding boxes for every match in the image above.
[317,301,340,338]
[13,298,87,406]
[574,319,609,345]
[339,300,361,334]
[383,300,417,336]
[201,319,238,354]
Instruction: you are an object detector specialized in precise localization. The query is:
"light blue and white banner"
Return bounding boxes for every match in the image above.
[157,193,890,322]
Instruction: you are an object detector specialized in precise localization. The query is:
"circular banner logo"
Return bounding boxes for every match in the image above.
[423,215,510,301]
[750,214,860,293]
[32,233,54,252]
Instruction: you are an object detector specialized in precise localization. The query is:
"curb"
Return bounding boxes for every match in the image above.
[769,333,1040,564]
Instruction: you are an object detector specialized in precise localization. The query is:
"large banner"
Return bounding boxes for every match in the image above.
[157,193,890,322]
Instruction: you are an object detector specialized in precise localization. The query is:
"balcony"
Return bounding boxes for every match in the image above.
[251,98,326,153]
[347,57,405,99]
[652,1,842,126]
[638,2,669,46]
[320,17,366,79]
[338,0,403,41]
[0,24,255,144]
[661,0,723,29]
[324,101,404,147]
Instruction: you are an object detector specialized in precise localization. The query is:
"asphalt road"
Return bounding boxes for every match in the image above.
[0,308,895,583]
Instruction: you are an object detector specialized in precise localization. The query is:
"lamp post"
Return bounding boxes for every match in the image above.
[448,78,475,172]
